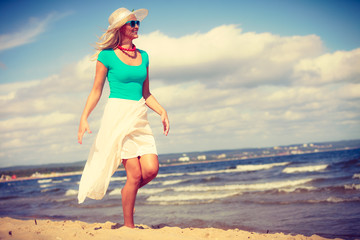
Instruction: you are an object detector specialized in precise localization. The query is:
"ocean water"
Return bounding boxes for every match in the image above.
[1,149,360,239]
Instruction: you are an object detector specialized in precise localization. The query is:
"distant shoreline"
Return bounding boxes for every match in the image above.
[0,171,83,183]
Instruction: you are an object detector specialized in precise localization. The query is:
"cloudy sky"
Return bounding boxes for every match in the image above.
[1,0,359,167]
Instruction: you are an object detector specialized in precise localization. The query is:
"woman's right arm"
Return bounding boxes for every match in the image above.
[77,61,108,144]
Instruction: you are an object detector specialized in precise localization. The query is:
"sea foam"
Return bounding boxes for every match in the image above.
[282,164,328,174]
[161,179,187,186]
[65,189,78,196]
[344,184,360,190]
[147,192,237,202]
[156,172,184,178]
[108,187,165,196]
[110,176,127,182]
[352,173,360,179]
[109,188,122,196]
[37,179,52,184]
[173,178,314,193]
[187,162,290,176]
[146,178,314,203]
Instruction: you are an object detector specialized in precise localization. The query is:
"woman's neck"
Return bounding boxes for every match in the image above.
[119,39,133,49]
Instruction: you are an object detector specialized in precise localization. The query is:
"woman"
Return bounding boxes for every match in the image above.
[77,7,169,228]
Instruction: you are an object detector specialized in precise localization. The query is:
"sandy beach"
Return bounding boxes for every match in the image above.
[0,217,343,240]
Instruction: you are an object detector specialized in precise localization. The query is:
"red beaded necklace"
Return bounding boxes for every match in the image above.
[117,44,136,51]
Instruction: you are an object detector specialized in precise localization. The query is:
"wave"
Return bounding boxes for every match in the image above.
[282,164,328,174]
[37,179,52,184]
[39,184,53,188]
[161,179,188,186]
[274,182,360,194]
[108,187,165,196]
[249,196,360,205]
[172,178,314,193]
[155,163,287,179]
[108,188,122,196]
[236,162,289,171]
[344,184,360,190]
[52,180,63,184]
[353,173,360,179]
[138,188,166,195]
[65,189,78,196]
[156,172,184,178]
[186,162,290,176]
[63,178,71,182]
[201,176,221,182]
[147,192,238,202]
[278,186,316,193]
[110,176,127,182]
[318,197,360,203]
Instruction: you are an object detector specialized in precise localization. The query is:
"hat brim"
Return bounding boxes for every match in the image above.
[133,9,148,22]
[108,8,148,31]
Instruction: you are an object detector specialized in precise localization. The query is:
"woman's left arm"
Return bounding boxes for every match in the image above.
[143,68,170,136]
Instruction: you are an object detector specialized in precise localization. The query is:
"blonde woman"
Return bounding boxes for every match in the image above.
[77,8,169,228]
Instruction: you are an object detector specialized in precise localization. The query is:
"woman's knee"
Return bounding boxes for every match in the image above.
[127,171,142,185]
[145,165,159,179]
[124,159,142,185]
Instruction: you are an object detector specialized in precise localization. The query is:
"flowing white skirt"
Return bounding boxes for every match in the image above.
[78,98,157,203]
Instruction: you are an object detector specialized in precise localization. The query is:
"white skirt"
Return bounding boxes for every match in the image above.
[78,98,157,203]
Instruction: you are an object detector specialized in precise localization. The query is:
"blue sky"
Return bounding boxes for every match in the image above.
[1,0,359,84]
[0,0,359,167]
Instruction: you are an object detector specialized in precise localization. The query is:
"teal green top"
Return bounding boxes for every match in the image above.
[97,49,149,101]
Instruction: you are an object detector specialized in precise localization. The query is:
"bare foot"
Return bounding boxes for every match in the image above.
[123,224,135,229]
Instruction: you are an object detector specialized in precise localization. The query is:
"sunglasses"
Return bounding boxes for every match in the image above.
[125,20,140,28]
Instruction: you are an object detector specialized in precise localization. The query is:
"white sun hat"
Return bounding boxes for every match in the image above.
[107,7,148,31]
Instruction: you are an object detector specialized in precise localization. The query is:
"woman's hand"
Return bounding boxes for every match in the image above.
[78,118,92,144]
[77,61,107,144]
[161,111,170,136]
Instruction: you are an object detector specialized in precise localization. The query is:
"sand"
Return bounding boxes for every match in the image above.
[0,217,344,240]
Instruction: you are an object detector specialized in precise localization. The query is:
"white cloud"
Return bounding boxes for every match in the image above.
[338,83,360,99]
[0,11,72,52]
[0,112,75,133]
[0,25,359,166]
[137,25,324,87]
[293,48,360,85]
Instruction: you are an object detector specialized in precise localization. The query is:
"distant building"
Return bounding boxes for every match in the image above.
[217,154,226,159]
[1,174,11,181]
[32,172,41,177]
[197,155,206,160]
[178,154,190,162]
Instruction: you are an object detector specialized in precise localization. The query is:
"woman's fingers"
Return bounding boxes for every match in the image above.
[78,121,91,144]
[161,114,169,136]
[78,130,84,144]
[78,128,85,144]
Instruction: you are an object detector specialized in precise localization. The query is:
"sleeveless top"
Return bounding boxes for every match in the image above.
[97,49,149,101]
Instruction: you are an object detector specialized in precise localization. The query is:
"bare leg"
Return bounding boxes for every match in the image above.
[122,157,142,228]
[139,154,159,188]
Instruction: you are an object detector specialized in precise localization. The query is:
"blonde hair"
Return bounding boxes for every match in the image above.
[91,16,132,60]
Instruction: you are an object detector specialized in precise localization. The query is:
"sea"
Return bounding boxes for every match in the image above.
[1,148,360,240]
